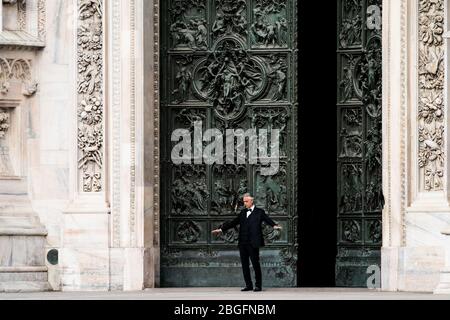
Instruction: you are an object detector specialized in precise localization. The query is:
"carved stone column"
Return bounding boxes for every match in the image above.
[383,0,450,293]
[106,0,160,291]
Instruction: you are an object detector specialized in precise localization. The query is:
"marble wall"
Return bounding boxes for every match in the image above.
[31,0,75,290]
[381,0,450,294]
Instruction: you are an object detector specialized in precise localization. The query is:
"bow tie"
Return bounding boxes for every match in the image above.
[246,209,253,218]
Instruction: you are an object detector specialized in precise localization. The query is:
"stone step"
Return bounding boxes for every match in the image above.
[0,272,48,282]
[0,281,51,293]
[0,214,48,236]
[0,216,45,230]
[0,235,47,266]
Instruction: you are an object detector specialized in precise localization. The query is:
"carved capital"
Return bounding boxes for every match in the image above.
[0,58,38,97]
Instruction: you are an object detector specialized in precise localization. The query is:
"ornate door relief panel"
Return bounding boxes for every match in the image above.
[160,0,297,287]
[337,0,383,287]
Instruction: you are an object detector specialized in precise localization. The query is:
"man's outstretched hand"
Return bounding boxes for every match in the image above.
[212,229,223,236]
[274,225,283,231]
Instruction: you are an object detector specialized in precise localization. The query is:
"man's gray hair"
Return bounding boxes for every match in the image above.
[243,193,254,200]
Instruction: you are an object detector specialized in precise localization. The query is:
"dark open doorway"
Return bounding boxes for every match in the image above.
[297,0,338,288]
[298,0,383,288]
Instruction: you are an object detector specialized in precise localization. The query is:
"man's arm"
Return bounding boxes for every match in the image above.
[212,213,241,235]
[221,214,241,232]
[261,210,282,230]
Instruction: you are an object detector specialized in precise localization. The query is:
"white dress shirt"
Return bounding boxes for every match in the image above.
[246,205,255,218]
[219,205,256,233]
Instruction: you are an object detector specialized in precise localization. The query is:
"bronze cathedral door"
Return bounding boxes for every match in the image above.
[336,0,383,287]
[160,0,298,287]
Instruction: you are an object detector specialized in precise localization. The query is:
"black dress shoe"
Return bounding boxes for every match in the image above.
[253,287,262,292]
[241,287,253,292]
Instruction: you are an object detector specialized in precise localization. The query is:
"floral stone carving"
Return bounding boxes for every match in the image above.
[77,0,104,193]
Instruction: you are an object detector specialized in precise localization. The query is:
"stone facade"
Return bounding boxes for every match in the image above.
[0,0,449,293]
[382,0,450,293]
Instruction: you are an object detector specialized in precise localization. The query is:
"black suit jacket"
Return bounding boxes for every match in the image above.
[221,207,277,248]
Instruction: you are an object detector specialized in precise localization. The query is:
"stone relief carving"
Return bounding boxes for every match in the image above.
[0,109,9,139]
[0,108,13,176]
[17,0,26,30]
[0,0,46,46]
[0,108,9,176]
[0,58,37,96]
[418,0,445,191]
[37,0,45,41]
[77,0,103,193]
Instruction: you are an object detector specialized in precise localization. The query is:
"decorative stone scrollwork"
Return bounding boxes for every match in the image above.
[418,0,445,191]
[0,58,37,97]
[0,109,9,139]
[0,108,13,176]
[77,0,103,193]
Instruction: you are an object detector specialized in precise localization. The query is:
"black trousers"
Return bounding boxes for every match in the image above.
[239,243,262,288]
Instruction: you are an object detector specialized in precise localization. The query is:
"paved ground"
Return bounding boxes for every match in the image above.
[1,288,450,300]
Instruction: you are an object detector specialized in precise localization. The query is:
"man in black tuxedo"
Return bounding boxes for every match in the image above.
[212,193,282,292]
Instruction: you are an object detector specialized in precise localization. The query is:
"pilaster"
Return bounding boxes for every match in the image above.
[61,0,110,292]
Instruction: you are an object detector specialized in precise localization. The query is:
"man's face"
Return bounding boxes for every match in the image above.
[243,197,253,209]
